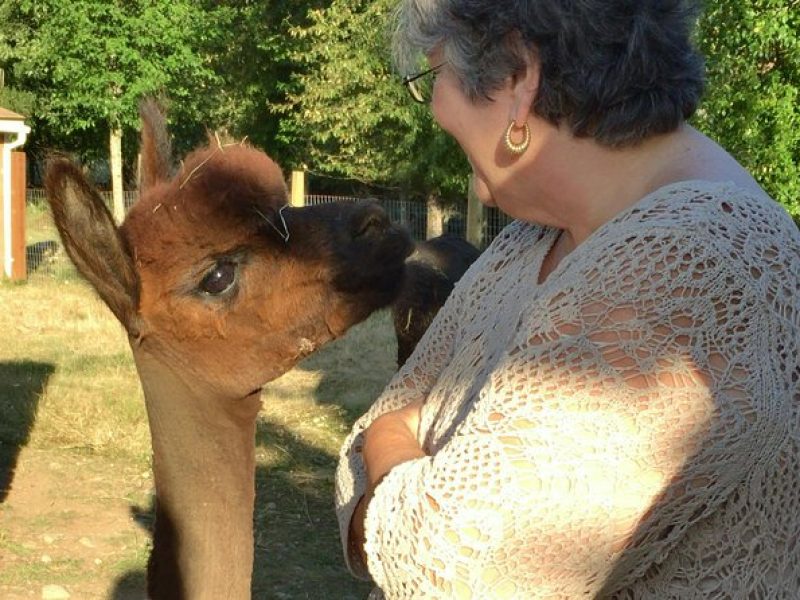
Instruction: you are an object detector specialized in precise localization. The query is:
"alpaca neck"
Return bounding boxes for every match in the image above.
[132,350,261,600]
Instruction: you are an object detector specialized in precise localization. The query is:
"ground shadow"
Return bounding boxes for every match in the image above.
[108,418,373,600]
[109,569,147,600]
[251,419,373,599]
[0,360,54,503]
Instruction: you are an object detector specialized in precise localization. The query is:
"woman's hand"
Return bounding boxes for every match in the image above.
[363,398,425,485]
[349,399,428,567]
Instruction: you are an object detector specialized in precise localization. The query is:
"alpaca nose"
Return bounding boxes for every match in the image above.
[351,202,391,239]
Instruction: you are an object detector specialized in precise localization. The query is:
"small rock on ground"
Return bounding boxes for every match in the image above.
[41,584,70,599]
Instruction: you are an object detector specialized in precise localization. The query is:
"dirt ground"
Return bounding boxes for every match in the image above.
[0,448,151,599]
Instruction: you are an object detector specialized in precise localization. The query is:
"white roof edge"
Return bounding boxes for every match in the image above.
[0,121,31,135]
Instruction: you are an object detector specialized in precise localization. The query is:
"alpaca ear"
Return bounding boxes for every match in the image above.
[45,159,141,335]
[139,97,174,192]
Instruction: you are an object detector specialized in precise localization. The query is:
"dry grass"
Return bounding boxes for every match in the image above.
[0,277,396,598]
[0,279,149,460]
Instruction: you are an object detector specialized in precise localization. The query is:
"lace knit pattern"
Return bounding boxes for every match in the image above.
[335,181,800,599]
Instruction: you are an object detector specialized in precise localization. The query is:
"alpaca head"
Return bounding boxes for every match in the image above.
[45,101,412,399]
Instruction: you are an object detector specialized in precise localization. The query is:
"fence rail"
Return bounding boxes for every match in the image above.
[23,189,512,281]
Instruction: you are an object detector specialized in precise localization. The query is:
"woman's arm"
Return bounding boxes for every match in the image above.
[349,399,427,566]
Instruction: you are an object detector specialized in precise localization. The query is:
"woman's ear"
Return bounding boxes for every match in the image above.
[510,45,540,126]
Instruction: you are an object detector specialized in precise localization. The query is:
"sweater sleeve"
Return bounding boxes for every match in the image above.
[359,226,791,598]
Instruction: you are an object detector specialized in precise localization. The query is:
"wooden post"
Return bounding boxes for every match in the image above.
[10,151,26,280]
[290,170,306,207]
[466,177,483,248]
[0,117,30,279]
[426,196,443,240]
[0,138,5,277]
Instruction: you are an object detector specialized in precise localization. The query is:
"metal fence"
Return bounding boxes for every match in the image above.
[24,188,139,281]
[24,189,513,281]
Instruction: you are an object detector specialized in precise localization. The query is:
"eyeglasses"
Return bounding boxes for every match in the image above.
[402,62,446,104]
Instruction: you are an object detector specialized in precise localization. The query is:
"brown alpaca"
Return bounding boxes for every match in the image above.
[44,102,412,600]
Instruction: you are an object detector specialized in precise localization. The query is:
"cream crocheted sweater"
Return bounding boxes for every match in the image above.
[335,181,800,599]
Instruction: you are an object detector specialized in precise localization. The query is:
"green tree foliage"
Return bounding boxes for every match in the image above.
[193,0,327,165]
[0,87,35,117]
[696,0,799,215]
[0,0,219,165]
[277,0,468,201]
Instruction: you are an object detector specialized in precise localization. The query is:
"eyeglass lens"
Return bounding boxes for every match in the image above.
[404,63,445,104]
[407,76,430,103]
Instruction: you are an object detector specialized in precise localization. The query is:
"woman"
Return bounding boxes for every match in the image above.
[335,0,800,597]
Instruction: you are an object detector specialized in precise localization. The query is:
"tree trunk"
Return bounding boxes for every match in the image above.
[466,176,483,249]
[426,195,443,240]
[110,125,125,223]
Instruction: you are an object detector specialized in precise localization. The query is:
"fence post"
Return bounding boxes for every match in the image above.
[466,177,483,248]
[0,141,4,277]
[10,151,26,280]
[426,196,443,239]
[290,170,306,207]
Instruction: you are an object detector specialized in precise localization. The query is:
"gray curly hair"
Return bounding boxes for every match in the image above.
[392,0,705,147]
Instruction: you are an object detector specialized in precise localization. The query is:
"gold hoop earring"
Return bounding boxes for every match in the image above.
[504,120,531,155]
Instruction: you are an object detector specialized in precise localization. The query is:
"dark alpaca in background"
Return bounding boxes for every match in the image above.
[392,233,481,366]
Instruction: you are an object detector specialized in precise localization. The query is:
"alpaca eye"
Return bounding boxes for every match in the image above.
[199,260,238,296]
